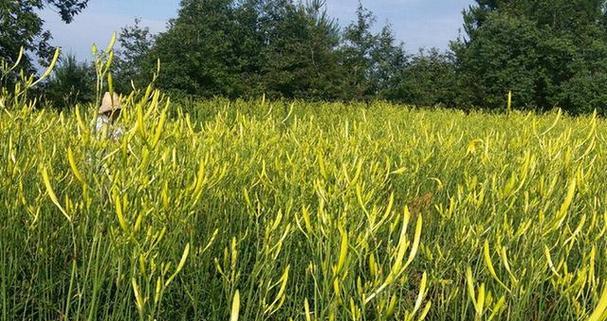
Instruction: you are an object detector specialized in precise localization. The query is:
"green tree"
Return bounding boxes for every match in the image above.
[558,38,607,114]
[453,14,546,109]
[115,19,156,92]
[150,0,258,98]
[389,48,458,107]
[0,0,90,70]
[339,3,406,101]
[260,0,343,99]
[370,25,407,99]
[148,0,342,100]
[339,3,377,100]
[43,54,95,108]
[454,0,607,113]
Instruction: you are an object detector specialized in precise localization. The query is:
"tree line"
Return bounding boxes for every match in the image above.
[3,0,607,115]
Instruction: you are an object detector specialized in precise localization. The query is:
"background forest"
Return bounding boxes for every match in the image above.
[4,0,607,114]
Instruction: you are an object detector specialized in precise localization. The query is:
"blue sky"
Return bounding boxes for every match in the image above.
[42,0,475,61]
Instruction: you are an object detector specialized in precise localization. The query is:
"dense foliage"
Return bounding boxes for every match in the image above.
[4,1,607,320]
[43,54,95,108]
[149,0,351,99]
[113,19,155,94]
[123,0,607,114]
[3,82,607,320]
[453,0,607,113]
[5,0,607,112]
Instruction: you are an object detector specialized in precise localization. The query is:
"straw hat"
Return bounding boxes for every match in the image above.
[98,92,122,115]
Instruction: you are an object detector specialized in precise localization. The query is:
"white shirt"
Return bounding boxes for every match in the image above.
[95,115,124,140]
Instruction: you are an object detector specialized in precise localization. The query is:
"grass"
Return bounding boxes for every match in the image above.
[2,40,607,319]
[2,86,607,320]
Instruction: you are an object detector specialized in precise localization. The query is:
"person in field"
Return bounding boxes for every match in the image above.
[95,91,124,140]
